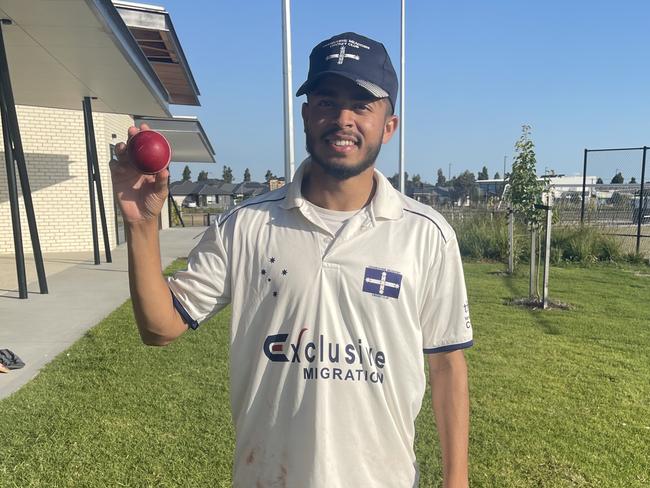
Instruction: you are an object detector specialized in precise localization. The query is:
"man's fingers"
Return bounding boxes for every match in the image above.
[127,122,151,141]
[109,157,129,178]
[115,142,127,157]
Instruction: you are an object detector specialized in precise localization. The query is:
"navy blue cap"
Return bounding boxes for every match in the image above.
[296,32,398,110]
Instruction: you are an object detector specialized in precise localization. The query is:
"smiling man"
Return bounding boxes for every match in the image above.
[111,32,472,488]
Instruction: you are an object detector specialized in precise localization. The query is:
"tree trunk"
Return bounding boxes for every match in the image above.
[529,226,537,299]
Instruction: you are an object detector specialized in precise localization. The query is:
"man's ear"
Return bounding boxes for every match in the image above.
[301,102,309,132]
[382,114,399,144]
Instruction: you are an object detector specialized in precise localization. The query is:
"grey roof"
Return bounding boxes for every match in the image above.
[169,181,203,196]
[198,183,236,196]
[170,180,270,197]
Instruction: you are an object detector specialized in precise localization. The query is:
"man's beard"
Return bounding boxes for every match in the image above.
[306,131,382,181]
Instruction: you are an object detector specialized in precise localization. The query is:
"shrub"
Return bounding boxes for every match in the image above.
[623,252,646,265]
[450,213,627,265]
[550,226,623,263]
[452,213,511,261]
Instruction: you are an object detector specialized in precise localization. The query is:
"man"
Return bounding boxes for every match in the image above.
[111,32,472,488]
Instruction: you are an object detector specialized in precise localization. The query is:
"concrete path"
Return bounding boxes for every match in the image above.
[0,227,206,400]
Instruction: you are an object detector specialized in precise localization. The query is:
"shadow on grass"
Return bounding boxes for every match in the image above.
[499,270,563,336]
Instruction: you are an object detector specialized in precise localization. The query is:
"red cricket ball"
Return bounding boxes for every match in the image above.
[127,130,172,174]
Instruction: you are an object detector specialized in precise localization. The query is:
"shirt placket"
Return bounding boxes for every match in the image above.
[297,205,336,259]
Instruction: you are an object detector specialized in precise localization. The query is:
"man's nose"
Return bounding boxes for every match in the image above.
[334,108,354,128]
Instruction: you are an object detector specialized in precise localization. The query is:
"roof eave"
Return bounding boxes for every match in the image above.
[87,0,171,116]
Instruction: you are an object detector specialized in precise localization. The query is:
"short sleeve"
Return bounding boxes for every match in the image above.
[167,222,231,329]
[420,235,473,353]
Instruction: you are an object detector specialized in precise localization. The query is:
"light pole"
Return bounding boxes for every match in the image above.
[281,0,295,182]
[398,0,406,193]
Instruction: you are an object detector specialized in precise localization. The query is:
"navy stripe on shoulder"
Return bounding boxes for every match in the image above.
[171,291,199,330]
[219,196,286,227]
[423,339,473,354]
[403,209,448,243]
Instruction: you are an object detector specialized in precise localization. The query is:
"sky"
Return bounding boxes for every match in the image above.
[163,0,650,184]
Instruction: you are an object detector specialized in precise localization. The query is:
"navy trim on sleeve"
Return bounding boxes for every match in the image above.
[219,196,286,227]
[403,209,448,243]
[423,339,473,354]
[171,292,200,330]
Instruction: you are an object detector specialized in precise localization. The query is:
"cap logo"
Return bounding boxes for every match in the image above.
[323,38,370,65]
[326,45,360,65]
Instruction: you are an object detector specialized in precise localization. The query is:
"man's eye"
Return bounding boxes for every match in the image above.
[354,103,369,111]
[317,100,333,107]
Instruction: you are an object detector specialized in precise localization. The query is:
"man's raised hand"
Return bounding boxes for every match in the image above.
[109,123,169,224]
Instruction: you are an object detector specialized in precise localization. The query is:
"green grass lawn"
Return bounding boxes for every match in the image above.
[1,261,649,487]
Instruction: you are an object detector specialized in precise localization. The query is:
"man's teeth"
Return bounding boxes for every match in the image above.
[332,140,355,146]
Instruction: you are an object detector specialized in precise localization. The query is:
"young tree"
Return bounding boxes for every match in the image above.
[436,168,446,187]
[630,176,637,184]
[478,166,489,180]
[182,165,191,182]
[265,170,276,182]
[506,125,545,297]
[596,177,604,184]
[494,172,501,180]
[611,172,624,184]
[223,165,233,183]
[198,170,209,181]
[244,168,251,182]
[411,174,422,187]
[508,125,544,227]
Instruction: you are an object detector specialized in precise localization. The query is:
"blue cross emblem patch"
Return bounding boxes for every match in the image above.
[362,267,402,299]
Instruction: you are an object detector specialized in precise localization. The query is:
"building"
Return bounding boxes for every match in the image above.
[269,177,286,192]
[169,179,269,211]
[0,0,215,297]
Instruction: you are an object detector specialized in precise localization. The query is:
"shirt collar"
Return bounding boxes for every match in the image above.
[280,157,403,221]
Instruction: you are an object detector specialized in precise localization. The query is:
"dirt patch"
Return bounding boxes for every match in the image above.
[505,297,573,310]
[489,270,512,277]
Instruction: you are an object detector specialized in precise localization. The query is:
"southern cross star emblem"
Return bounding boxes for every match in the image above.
[261,257,288,298]
[326,45,360,65]
[362,267,402,299]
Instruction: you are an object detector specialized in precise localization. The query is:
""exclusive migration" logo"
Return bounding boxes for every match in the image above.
[263,328,386,385]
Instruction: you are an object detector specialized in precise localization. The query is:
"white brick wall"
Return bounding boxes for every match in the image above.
[0,105,138,253]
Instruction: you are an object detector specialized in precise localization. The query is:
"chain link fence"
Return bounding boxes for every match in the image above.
[573,147,648,256]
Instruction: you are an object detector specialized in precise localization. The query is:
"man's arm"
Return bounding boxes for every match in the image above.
[428,349,470,488]
[110,124,187,346]
[125,219,187,345]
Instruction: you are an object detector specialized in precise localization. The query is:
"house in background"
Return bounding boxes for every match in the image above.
[170,179,269,210]
[233,182,268,203]
[269,177,286,191]
[409,183,452,206]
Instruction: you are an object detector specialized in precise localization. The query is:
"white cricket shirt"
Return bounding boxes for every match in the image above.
[168,159,473,488]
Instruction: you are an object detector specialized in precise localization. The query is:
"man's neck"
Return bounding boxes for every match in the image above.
[301,161,376,211]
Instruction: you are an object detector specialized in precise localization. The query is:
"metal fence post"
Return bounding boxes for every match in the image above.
[508,208,514,274]
[637,146,647,255]
[580,148,588,224]
[543,205,552,309]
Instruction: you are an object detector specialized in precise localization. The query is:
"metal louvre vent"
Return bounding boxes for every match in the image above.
[130,27,176,64]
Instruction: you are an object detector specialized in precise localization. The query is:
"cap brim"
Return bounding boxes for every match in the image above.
[295,71,388,99]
